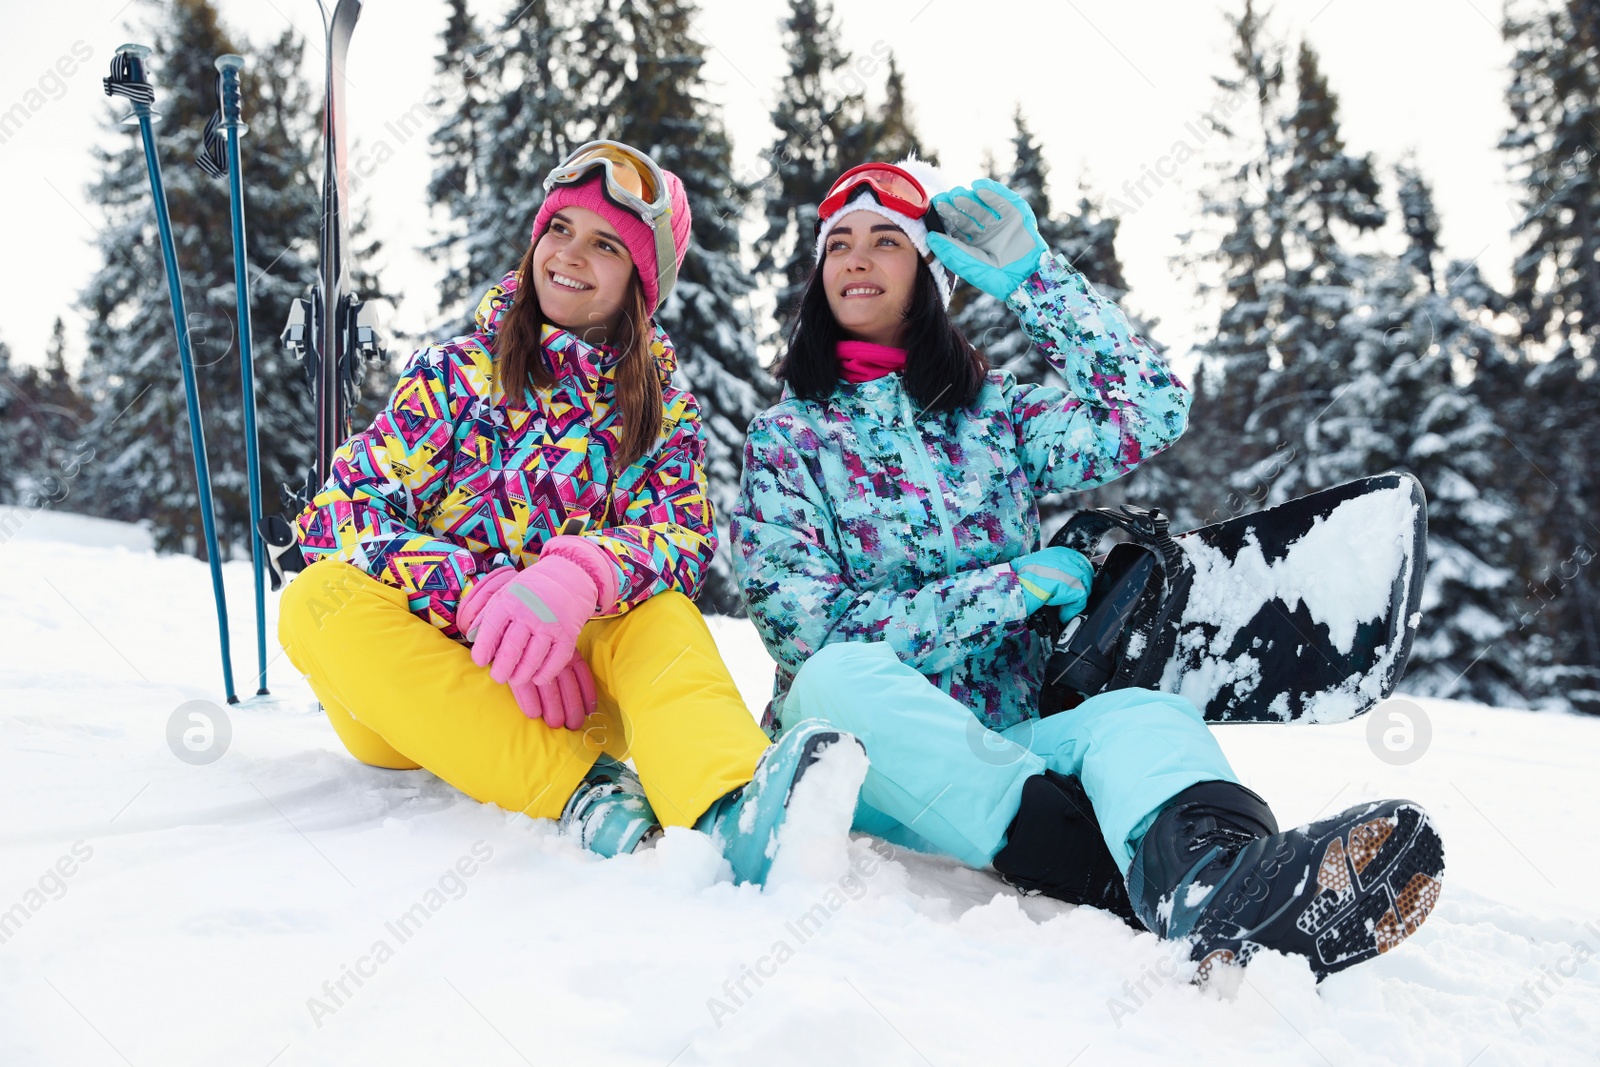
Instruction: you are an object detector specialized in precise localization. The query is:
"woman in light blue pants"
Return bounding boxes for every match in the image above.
[730,155,1229,882]
[730,157,1445,979]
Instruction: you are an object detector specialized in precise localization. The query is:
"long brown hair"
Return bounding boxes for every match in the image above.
[492,241,665,471]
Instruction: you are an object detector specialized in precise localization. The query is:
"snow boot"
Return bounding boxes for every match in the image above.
[1127,781,1444,981]
[695,720,867,887]
[559,757,659,858]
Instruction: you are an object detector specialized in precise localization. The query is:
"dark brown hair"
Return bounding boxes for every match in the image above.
[775,256,987,412]
[492,241,664,471]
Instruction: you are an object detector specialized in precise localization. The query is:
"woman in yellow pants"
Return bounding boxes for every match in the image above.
[278,563,761,829]
[280,141,863,885]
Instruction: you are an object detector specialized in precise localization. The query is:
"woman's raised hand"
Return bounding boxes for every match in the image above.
[927,178,1047,300]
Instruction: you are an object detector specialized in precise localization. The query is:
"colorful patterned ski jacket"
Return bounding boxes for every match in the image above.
[732,251,1191,734]
[294,270,714,638]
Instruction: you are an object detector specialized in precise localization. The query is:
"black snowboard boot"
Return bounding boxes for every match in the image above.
[1128,781,1444,981]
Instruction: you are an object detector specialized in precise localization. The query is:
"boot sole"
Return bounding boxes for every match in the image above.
[1195,801,1444,982]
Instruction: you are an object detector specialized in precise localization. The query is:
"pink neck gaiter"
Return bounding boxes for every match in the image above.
[837,340,908,383]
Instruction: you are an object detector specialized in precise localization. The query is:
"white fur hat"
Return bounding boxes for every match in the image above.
[814,154,956,307]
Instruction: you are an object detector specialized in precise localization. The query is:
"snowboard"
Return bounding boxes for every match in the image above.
[1034,473,1428,724]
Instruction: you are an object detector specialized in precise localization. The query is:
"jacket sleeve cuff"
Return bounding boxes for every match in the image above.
[540,535,623,615]
[457,565,517,640]
[989,560,1034,628]
[1003,253,1061,318]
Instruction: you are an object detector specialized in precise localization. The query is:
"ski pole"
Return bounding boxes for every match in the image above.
[104,44,238,705]
[199,54,268,697]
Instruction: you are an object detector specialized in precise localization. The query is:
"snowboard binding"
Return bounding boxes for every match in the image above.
[1032,504,1194,717]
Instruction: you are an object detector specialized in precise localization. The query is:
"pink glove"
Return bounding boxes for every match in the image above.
[456,566,517,639]
[510,656,598,730]
[464,538,621,688]
[457,560,602,730]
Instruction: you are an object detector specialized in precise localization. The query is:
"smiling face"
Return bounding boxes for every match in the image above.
[529,206,636,345]
[820,209,920,348]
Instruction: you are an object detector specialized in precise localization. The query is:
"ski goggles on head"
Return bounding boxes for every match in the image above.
[814,162,939,234]
[544,140,678,299]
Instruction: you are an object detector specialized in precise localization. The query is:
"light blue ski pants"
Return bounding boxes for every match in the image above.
[783,642,1240,873]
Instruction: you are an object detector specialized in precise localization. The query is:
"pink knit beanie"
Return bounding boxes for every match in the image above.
[530,170,693,316]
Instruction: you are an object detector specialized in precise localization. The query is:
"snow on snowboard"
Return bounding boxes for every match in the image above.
[1036,473,1428,724]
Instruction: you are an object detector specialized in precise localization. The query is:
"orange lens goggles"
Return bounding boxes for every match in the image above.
[553,142,662,205]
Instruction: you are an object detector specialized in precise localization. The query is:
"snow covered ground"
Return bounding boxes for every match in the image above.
[2,508,1597,1066]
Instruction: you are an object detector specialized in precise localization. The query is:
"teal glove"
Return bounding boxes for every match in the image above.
[926,178,1047,300]
[1013,546,1094,621]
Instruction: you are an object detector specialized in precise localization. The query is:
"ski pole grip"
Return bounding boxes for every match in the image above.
[115,42,152,73]
[105,44,157,113]
[216,54,245,127]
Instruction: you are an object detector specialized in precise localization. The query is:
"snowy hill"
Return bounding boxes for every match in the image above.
[1,512,1597,1066]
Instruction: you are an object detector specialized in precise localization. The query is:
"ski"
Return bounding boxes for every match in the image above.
[103,44,238,704]
[315,0,361,486]
[258,0,380,591]
[198,53,270,696]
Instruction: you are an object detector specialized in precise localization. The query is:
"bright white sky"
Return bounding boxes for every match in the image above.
[0,0,1518,374]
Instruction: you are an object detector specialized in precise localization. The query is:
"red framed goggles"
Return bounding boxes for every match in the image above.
[815,162,937,234]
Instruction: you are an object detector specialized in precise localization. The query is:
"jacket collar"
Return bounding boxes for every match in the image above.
[540,325,623,379]
[779,373,905,407]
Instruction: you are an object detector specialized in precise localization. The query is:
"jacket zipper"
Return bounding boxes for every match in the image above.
[896,386,960,568]
[895,386,961,695]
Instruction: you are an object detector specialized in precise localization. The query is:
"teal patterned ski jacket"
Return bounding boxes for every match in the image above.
[731,251,1191,734]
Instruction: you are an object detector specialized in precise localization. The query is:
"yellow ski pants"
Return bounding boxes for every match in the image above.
[277,560,769,827]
